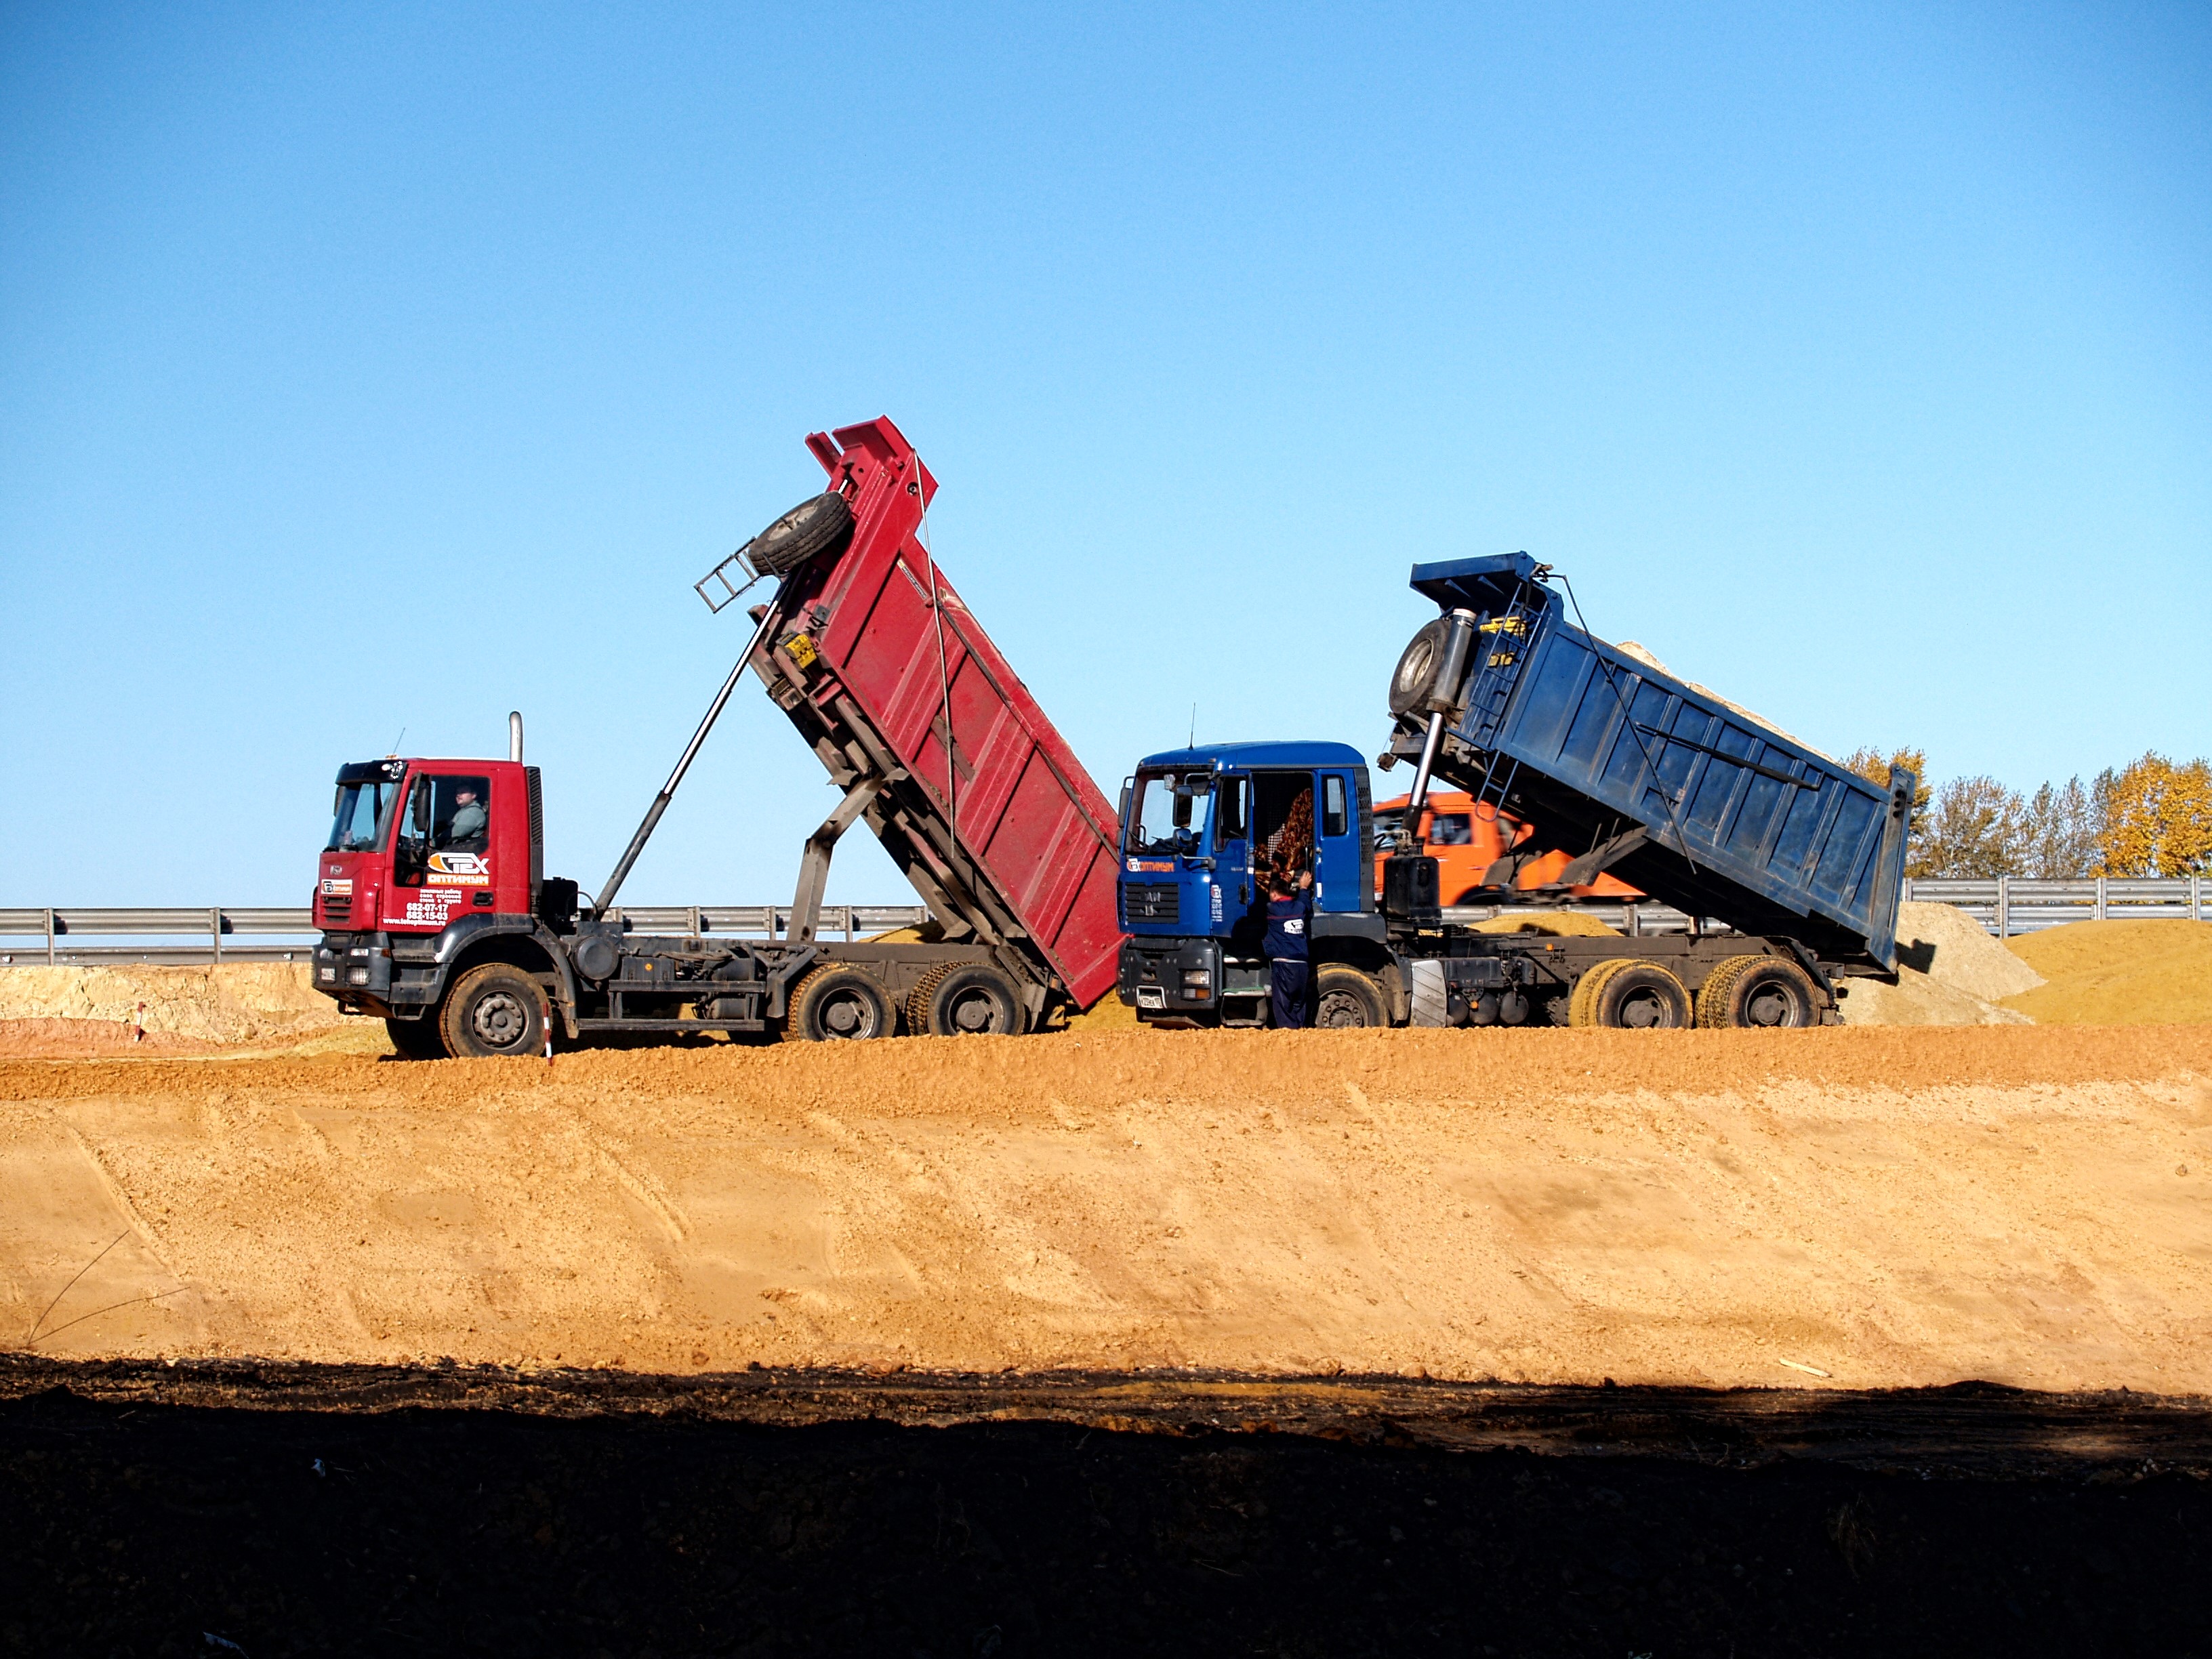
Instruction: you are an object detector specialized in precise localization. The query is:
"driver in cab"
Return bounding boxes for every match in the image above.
[445,787,488,851]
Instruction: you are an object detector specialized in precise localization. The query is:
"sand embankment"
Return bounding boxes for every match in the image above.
[3,1027,2207,1391]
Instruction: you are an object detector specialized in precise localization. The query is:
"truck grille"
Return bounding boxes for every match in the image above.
[321,896,352,924]
[1122,882,1179,924]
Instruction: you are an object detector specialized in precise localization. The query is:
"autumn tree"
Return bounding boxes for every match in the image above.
[1910,775,2028,878]
[1845,746,1930,869]
[2018,776,2100,879]
[2095,752,2212,877]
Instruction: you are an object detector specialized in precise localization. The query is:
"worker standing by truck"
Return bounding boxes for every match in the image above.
[1263,787,1317,1028]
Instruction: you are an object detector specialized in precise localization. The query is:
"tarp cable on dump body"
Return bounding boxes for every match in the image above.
[1544,568,1701,878]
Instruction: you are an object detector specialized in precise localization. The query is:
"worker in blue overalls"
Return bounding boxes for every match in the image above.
[1261,784,1317,1029]
[1263,864,1315,1029]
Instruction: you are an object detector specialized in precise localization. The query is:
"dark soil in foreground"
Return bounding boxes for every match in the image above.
[3,1368,2208,1658]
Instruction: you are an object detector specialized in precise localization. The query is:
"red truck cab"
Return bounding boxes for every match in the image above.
[314,756,544,996]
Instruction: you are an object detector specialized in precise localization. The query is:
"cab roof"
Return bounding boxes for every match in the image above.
[1135,741,1368,771]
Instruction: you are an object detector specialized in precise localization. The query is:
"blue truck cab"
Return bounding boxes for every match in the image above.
[1115,742,1389,1024]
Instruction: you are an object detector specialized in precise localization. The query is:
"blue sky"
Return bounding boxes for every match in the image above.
[3,2,2207,907]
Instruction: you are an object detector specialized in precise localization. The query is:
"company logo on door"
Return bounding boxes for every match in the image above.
[426,852,491,887]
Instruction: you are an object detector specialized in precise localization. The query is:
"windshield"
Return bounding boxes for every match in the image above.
[1127,770,1211,855]
[327,779,401,853]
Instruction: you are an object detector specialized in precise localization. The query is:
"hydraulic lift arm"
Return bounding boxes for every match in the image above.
[590,601,780,919]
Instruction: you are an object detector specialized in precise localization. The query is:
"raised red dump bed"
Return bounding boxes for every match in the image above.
[747,418,1123,1013]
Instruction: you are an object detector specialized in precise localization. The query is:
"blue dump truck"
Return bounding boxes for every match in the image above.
[1115,552,1915,1030]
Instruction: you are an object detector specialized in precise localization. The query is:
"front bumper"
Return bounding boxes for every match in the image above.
[312,931,434,1017]
[1117,936,1271,1015]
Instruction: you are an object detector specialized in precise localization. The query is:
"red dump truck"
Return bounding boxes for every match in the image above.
[310,417,1124,1057]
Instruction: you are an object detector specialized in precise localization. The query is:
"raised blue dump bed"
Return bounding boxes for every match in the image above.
[1408,554,1914,968]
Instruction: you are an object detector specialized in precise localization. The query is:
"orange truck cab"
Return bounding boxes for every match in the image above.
[1372,790,1641,907]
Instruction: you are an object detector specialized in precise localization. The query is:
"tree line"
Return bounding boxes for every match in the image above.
[1845,748,2212,880]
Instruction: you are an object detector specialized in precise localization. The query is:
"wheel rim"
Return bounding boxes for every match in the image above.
[1616,988,1671,1029]
[1744,980,1799,1027]
[947,987,1008,1033]
[817,988,880,1039]
[1315,989,1372,1027]
[470,989,531,1050]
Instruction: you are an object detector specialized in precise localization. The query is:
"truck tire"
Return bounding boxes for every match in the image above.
[1388,619,1452,719]
[903,962,953,1036]
[750,491,853,576]
[1567,958,1629,1028]
[384,1016,448,1061]
[914,963,1023,1036]
[1696,954,1818,1029]
[782,964,893,1042]
[1583,961,1689,1030]
[439,962,548,1058]
[1313,963,1387,1028]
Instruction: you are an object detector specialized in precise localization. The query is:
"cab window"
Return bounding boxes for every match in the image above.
[1128,771,1208,854]
[397,775,492,874]
[1322,774,1349,838]
[1213,777,1248,841]
[1429,812,1473,846]
[327,781,399,853]
[430,776,491,851]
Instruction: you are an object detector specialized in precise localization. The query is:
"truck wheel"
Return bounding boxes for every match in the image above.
[384,1017,448,1061]
[439,963,548,1058]
[782,964,893,1041]
[1567,959,1629,1027]
[903,963,953,1035]
[916,964,1023,1036]
[1697,954,1818,1029]
[1388,619,1452,718]
[750,491,853,576]
[1586,961,1689,1029]
[1313,964,1387,1028]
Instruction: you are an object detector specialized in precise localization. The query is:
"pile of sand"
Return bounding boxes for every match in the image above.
[0,964,350,1054]
[3,1027,2207,1391]
[2003,919,2212,1025]
[1838,901,2040,1028]
[1470,910,1622,938]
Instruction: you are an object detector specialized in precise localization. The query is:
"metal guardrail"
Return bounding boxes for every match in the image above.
[1900,876,2207,938]
[1,879,2203,965]
[0,905,934,966]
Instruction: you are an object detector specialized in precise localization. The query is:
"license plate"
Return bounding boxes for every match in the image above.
[1136,987,1166,1010]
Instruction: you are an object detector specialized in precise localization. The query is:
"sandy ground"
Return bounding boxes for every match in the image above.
[2005,918,2212,1025]
[3,1026,2207,1392]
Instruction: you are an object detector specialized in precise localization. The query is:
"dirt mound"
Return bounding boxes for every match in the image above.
[1835,901,2041,1026]
[0,1019,230,1059]
[4,1026,2207,1392]
[1835,968,2032,1027]
[1893,901,2045,1000]
[0,964,342,1044]
[2003,918,2212,1025]
[1469,909,1622,937]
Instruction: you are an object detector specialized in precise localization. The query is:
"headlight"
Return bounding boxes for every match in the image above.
[319,966,337,983]
[1181,970,1211,987]
[348,967,371,985]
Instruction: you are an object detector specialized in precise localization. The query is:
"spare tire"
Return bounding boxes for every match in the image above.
[750,491,853,576]
[1389,619,1451,718]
